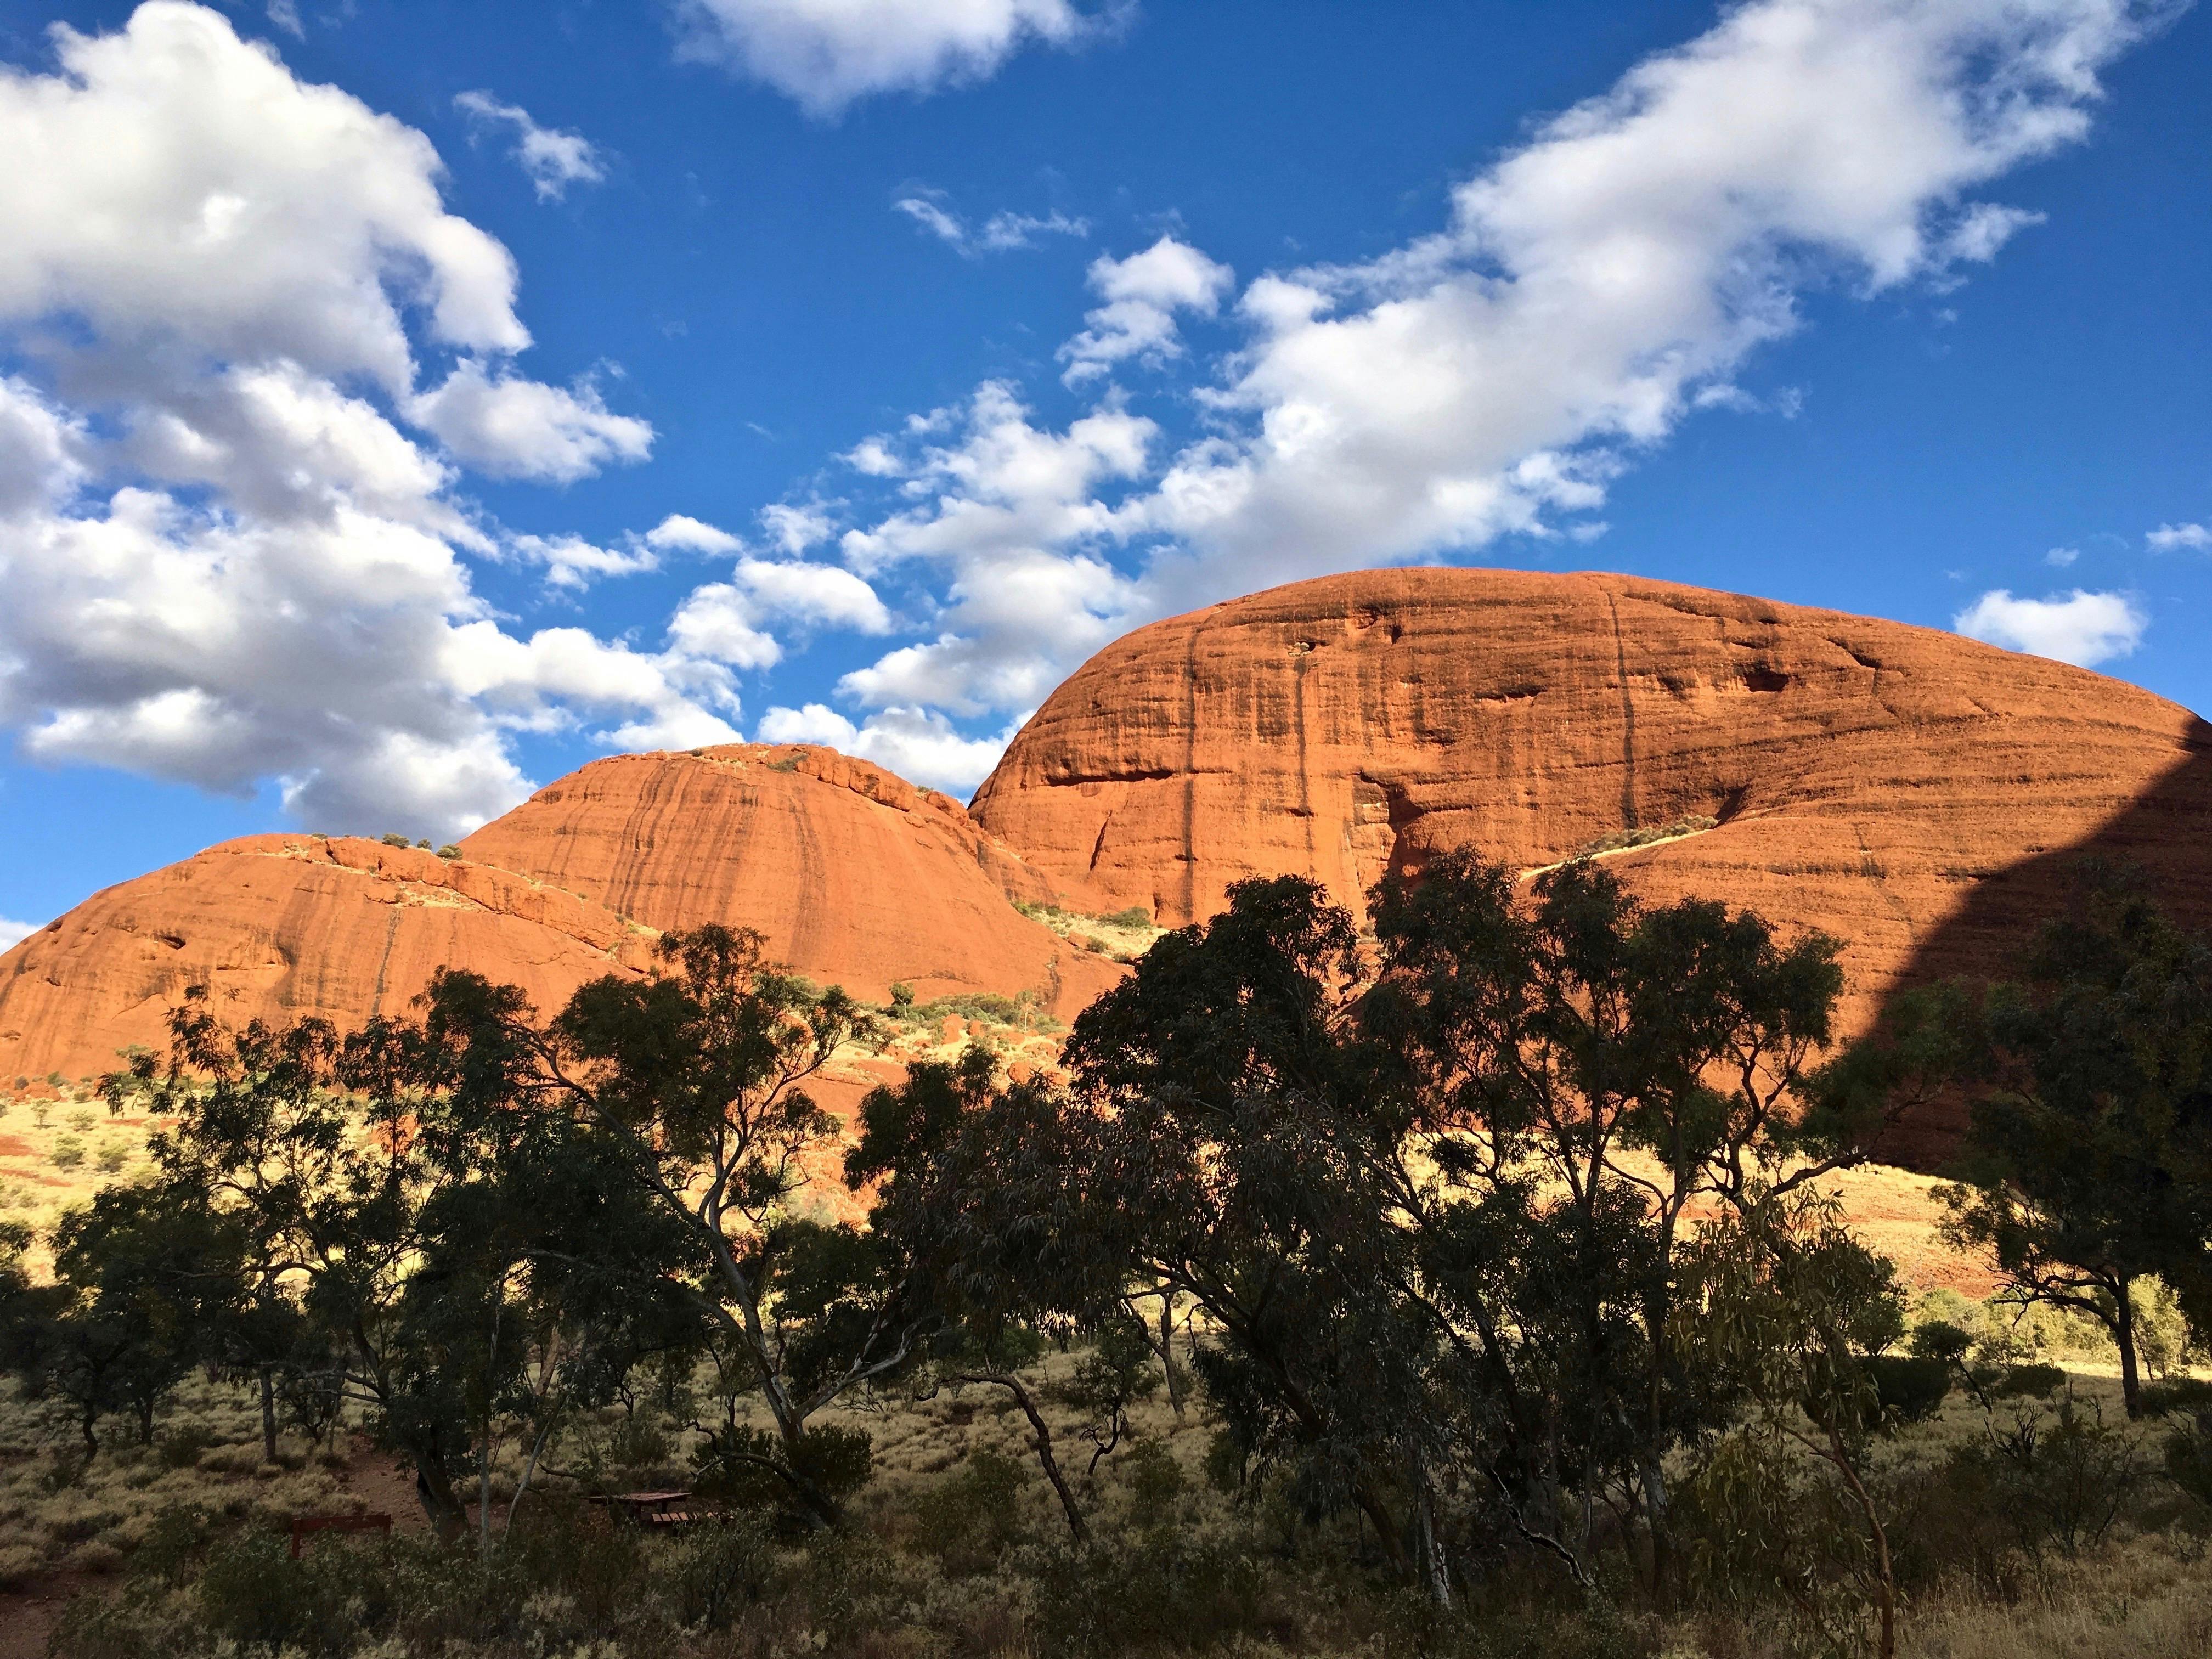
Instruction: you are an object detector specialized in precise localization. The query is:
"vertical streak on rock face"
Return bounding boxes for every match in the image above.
[1606,589,1640,834]
[1181,620,1203,927]
[1294,646,1317,872]
[368,903,403,1020]
[787,787,827,967]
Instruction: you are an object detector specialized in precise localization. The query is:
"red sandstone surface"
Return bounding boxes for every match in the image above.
[970,569,2212,1155]
[0,837,658,1088]
[458,743,1121,1019]
[0,744,1124,1089]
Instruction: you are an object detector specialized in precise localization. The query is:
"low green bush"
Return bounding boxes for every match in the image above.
[668,1515,777,1630]
[1867,1353,1951,1423]
[2140,1378,2212,1418]
[1029,1528,1268,1659]
[2162,1413,2212,1511]
[913,1445,1029,1576]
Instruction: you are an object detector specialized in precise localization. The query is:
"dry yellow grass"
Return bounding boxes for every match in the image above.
[1898,1543,2212,1659]
[0,1092,167,1279]
[1012,901,1167,964]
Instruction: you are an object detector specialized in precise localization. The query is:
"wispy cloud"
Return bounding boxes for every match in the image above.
[454,90,608,202]
[772,0,2162,788]
[2148,521,2210,552]
[895,191,1089,255]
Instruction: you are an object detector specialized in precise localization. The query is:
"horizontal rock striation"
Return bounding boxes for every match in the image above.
[458,744,1121,1020]
[0,836,657,1087]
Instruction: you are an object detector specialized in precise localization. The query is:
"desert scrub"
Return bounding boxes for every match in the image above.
[0,1370,362,1581]
[912,1445,1032,1575]
[1011,900,1165,963]
[12,1338,2211,1659]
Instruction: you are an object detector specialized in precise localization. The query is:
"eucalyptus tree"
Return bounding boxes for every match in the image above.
[981,853,1860,1604]
[1054,874,1448,1588]
[110,980,690,1535]
[5,1183,234,1451]
[1358,849,1848,1594]
[1937,868,2212,1416]
[1681,1188,1918,1659]
[488,924,941,1528]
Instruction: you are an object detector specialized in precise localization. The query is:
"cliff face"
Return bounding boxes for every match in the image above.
[0,836,657,1087]
[0,744,1124,1088]
[970,568,2212,1154]
[456,744,1120,1019]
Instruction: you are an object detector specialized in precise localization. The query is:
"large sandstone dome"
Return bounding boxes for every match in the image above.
[458,744,1119,1017]
[0,744,1119,1088]
[970,568,2212,1153]
[0,836,658,1088]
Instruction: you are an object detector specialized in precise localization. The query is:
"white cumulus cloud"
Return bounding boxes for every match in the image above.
[736,558,894,633]
[0,5,720,837]
[676,0,1108,116]
[759,502,836,554]
[755,703,1018,794]
[668,558,896,672]
[0,376,85,518]
[1953,588,2147,667]
[408,360,653,483]
[454,90,607,201]
[507,533,660,591]
[0,2,528,390]
[0,917,41,954]
[2147,521,2210,552]
[833,382,1153,715]
[646,514,746,555]
[1059,236,1232,383]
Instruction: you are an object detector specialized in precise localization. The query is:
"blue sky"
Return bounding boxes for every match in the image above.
[0,0,2207,943]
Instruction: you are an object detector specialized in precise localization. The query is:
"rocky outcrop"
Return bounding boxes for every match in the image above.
[0,743,1123,1088]
[0,836,657,1087]
[458,744,1121,1019]
[970,568,2212,1155]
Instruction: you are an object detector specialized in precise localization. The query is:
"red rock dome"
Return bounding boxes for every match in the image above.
[0,744,1123,1088]
[457,743,1120,1019]
[0,836,658,1088]
[969,568,2212,1156]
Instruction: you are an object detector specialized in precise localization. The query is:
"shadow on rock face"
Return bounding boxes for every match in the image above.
[1870,718,2212,1171]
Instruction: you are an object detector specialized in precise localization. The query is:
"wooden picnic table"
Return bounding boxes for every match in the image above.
[589,1490,726,1527]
